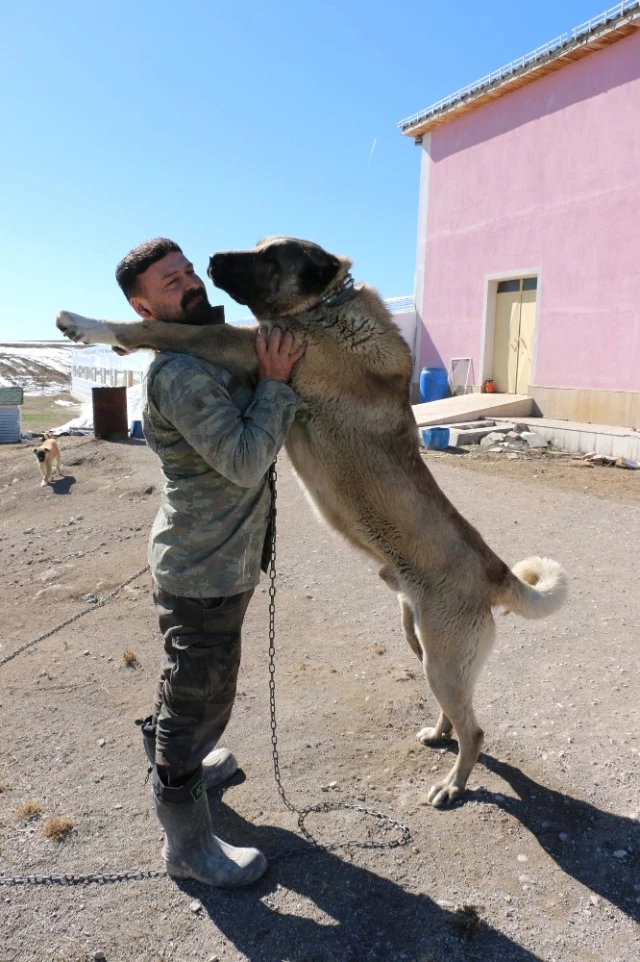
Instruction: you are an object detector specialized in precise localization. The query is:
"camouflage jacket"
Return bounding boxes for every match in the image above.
[142,351,300,598]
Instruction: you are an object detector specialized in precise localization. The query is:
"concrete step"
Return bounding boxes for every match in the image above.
[412,393,533,428]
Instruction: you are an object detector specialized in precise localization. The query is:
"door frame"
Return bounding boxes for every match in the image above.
[479,267,542,391]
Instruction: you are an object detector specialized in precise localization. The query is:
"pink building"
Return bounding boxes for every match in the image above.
[400,2,640,427]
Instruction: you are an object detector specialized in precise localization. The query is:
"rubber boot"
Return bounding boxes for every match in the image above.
[153,768,267,887]
[138,716,238,789]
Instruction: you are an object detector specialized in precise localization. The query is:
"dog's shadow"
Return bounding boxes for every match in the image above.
[467,752,639,922]
[48,474,76,495]
[171,778,546,962]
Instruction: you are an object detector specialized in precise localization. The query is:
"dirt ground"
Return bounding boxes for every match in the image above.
[0,433,638,962]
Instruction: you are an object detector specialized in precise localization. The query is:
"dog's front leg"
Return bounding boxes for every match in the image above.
[56,311,260,383]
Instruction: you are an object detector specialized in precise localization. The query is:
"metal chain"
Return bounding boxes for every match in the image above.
[1,463,411,886]
[266,460,412,860]
[0,869,164,887]
[0,564,150,669]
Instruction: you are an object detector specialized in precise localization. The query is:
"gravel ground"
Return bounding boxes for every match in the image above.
[0,437,638,962]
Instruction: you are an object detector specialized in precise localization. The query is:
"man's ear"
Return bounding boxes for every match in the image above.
[129,296,153,319]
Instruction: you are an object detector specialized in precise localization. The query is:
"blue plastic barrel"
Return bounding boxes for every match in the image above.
[130,420,145,439]
[420,427,450,450]
[419,366,449,403]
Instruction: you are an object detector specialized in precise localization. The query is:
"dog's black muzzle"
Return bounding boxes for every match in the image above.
[35,449,46,463]
[207,253,250,305]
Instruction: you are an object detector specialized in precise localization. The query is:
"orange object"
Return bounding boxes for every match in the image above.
[483,378,496,394]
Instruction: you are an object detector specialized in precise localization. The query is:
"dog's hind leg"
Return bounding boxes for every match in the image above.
[416,608,495,806]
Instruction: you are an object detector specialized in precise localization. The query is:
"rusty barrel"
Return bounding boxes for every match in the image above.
[92,387,128,441]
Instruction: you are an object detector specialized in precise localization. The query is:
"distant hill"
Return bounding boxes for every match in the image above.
[0,341,74,395]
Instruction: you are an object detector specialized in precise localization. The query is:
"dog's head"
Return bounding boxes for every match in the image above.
[208,237,352,319]
[34,446,46,463]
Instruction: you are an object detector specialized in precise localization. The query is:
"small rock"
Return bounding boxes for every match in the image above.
[83,649,91,656]
[190,900,202,914]
[83,594,99,604]
[23,527,35,535]
[93,953,107,962]
[613,849,628,858]
[328,780,337,789]
[113,803,123,810]
[506,453,519,460]
[517,854,528,862]
[559,833,568,841]
[97,738,106,748]
[480,432,508,448]
[590,895,600,906]
[521,432,547,448]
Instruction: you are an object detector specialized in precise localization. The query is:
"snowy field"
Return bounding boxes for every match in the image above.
[0,342,74,395]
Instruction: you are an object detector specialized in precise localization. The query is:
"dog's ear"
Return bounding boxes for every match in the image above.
[299,246,342,296]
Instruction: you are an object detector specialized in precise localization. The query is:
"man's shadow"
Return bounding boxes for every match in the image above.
[172,779,546,962]
[49,474,75,495]
[468,752,639,923]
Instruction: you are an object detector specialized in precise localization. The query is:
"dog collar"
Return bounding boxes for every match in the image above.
[321,272,357,308]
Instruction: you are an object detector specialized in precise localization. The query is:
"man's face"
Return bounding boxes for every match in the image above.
[130,252,214,324]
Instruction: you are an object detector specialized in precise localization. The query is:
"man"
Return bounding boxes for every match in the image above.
[115,237,305,887]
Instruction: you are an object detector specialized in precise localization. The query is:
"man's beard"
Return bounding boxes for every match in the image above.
[154,289,225,326]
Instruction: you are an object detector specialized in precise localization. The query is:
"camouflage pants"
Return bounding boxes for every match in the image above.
[152,586,254,780]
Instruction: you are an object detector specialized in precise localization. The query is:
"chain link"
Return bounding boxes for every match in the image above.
[266,460,412,860]
[0,869,165,887]
[0,564,150,669]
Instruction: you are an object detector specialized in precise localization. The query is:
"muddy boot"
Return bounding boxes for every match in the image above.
[138,716,238,789]
[153,768,267,887]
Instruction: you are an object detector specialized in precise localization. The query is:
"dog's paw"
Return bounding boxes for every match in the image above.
[56,310,118,347]
[416,726,450,747]
[427,778,464,808]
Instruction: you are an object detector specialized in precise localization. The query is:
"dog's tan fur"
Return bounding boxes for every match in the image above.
[34,432,63,487]
[57,236,567,805]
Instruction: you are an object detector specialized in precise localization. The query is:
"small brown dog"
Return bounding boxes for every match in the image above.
[34,432,63,486]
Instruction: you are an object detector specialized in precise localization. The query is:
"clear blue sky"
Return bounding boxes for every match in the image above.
[0,0,595,339]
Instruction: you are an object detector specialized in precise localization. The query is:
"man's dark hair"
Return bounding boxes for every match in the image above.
[115,238,182,300]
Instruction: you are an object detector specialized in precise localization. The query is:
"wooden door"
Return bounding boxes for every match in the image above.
[492,277,537,394]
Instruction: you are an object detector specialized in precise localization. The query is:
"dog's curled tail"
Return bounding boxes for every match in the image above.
[495,556,568,619]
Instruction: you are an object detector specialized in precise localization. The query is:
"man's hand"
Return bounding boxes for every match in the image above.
[256,327,307,383]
